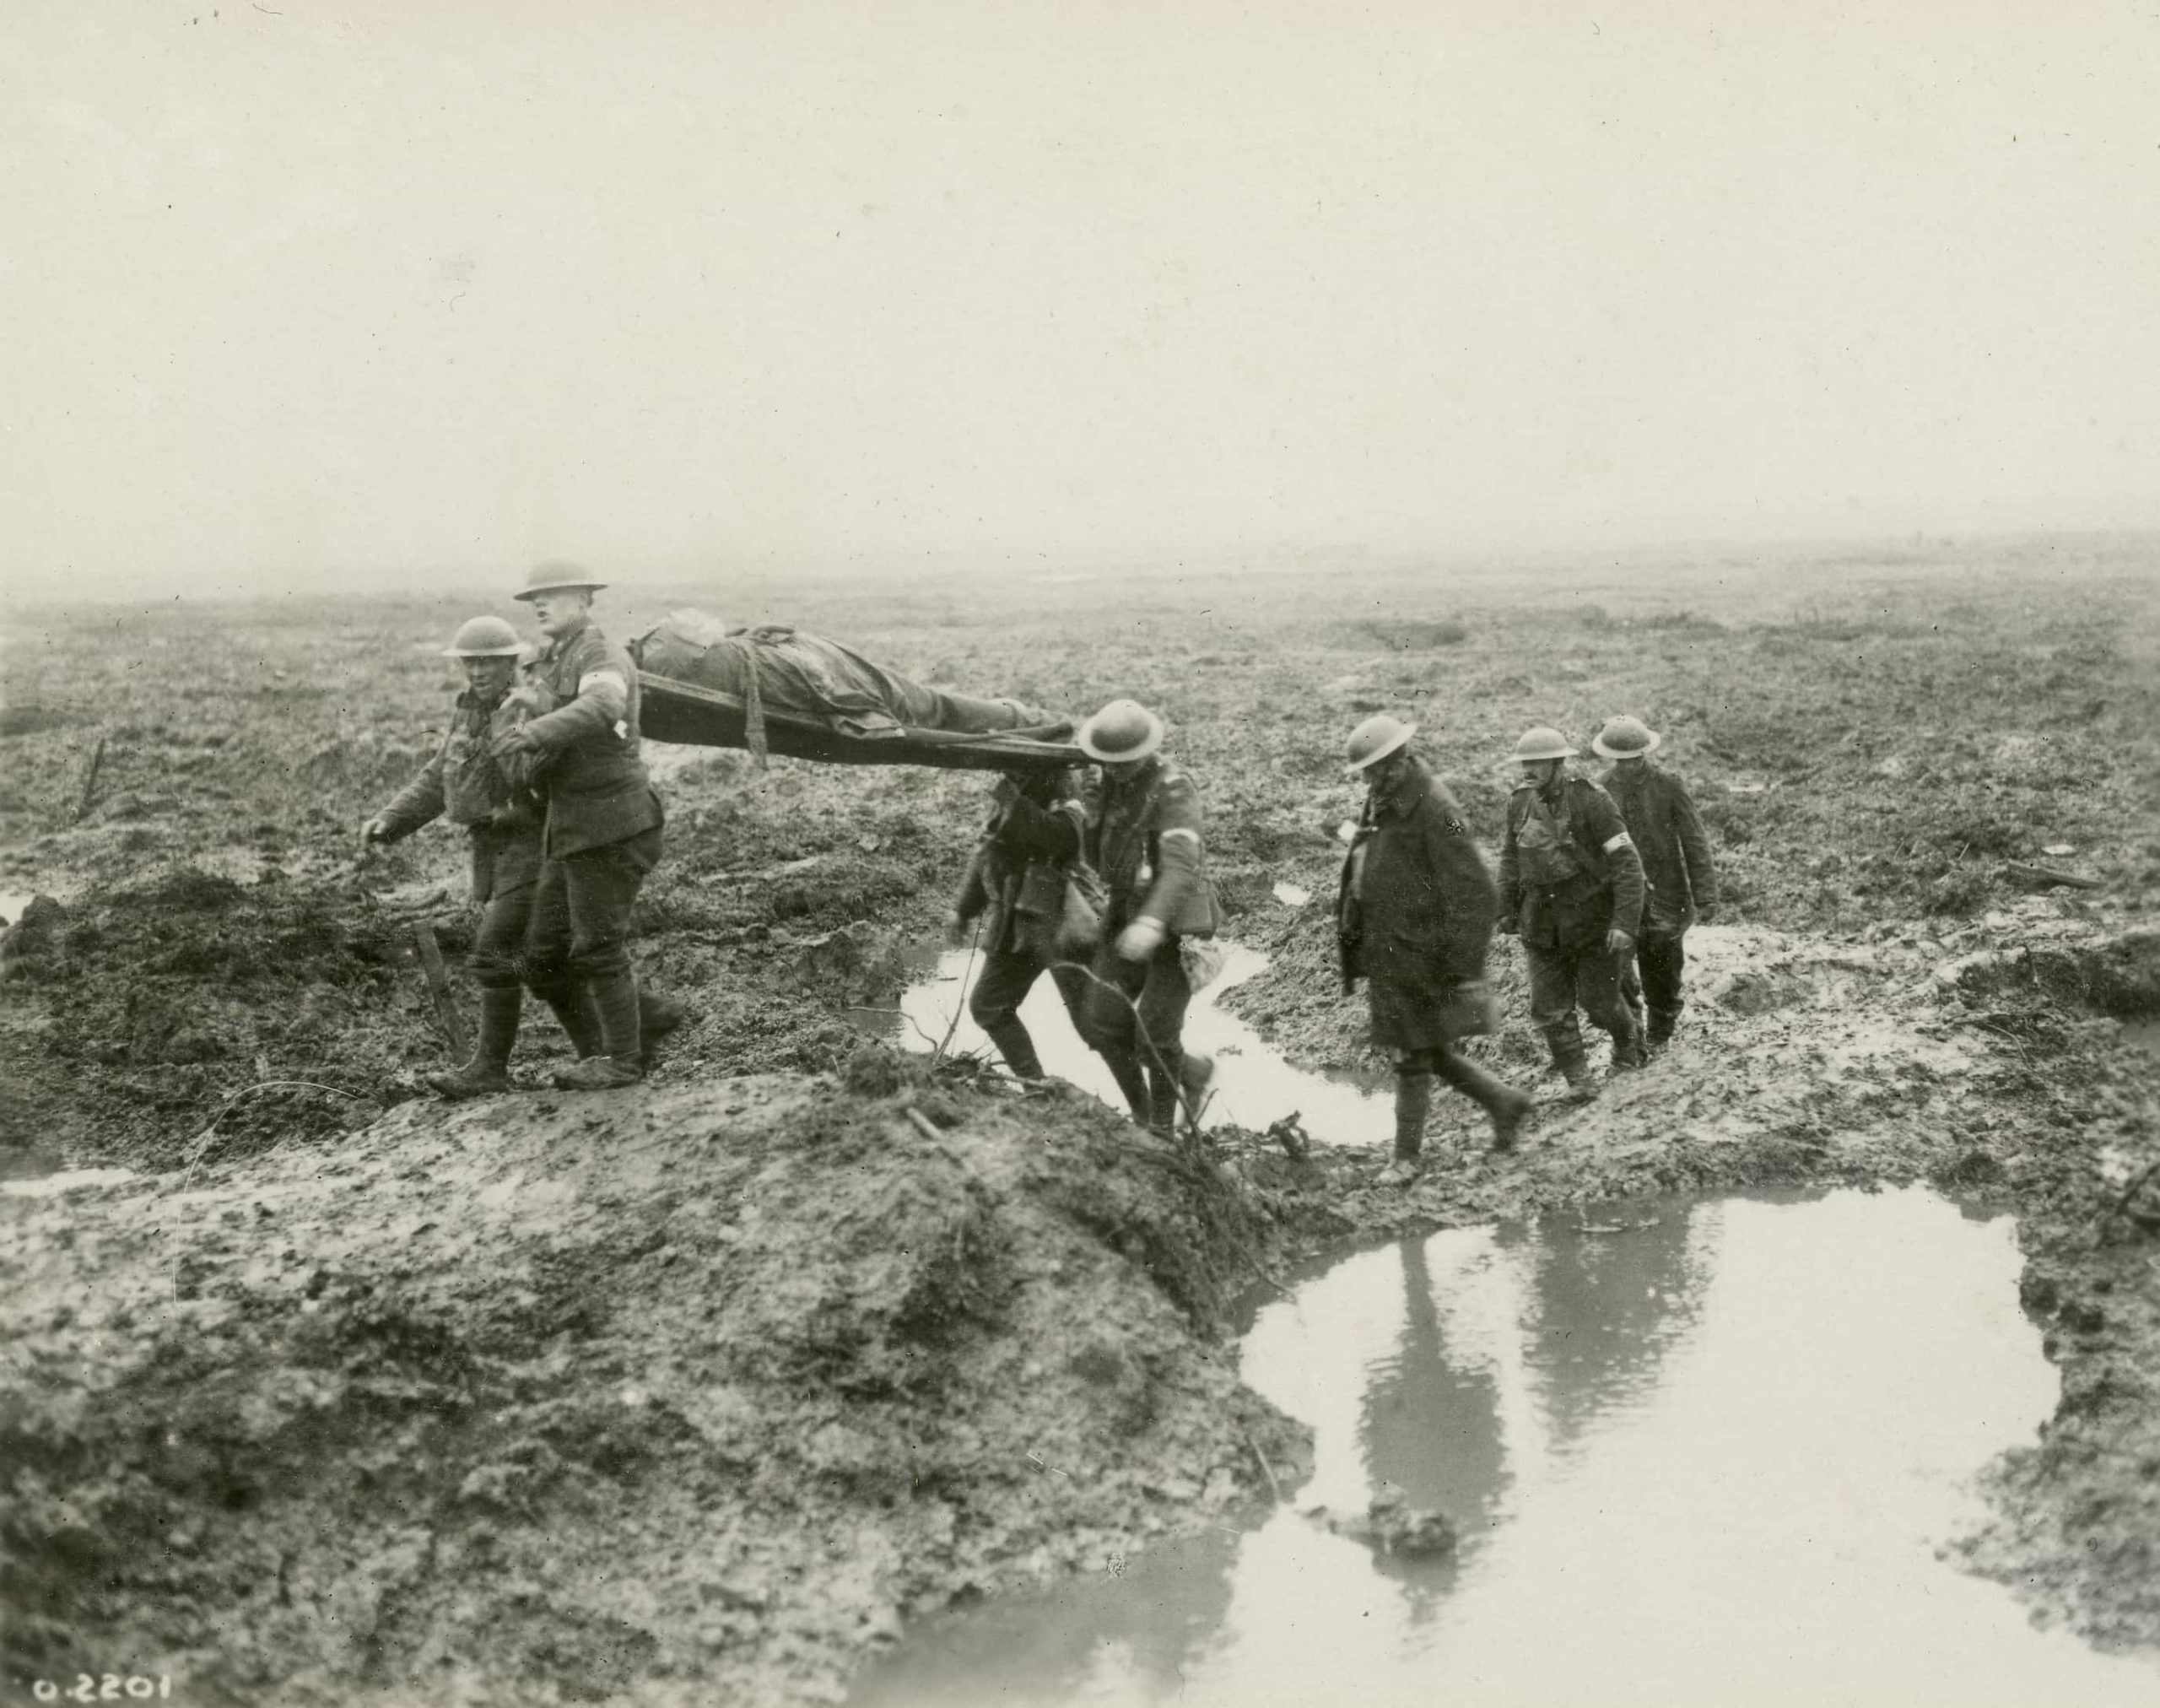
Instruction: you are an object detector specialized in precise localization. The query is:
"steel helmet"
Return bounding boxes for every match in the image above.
[514,559,608,602]
[440,615,524,657]
[1345,713,1416,775]
[1591,715,1662,759]
[1076,699,1165,764]
[1512,726,1576,762]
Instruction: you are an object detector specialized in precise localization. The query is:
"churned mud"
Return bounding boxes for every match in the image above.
[3,555,2158,1700]
[1,1058,1305,1705]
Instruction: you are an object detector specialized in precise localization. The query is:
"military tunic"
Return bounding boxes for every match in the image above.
[511,620,666,987]
[953,771,1090,1079]
[1002,755,1222,1122]
[373,688,549,991]
[1602,759,1719,1032]
[1497,771,1646,1047]
[1337,754,1498,1052]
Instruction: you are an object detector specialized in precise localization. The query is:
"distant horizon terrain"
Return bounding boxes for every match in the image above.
[5,525,2156,621]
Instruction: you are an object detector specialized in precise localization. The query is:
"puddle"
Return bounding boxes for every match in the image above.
[854,1186,2160,1708]
[874,943,1393,1146]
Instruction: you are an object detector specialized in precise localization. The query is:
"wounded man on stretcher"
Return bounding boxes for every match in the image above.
[630,609,1065,741]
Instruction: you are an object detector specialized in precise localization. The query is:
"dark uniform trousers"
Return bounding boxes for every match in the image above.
[1075,937,1193,1122]
[523,824,664,989]
[967,949,1091,1081]
[1624,930,1688,1033]
[1525,932,1636,1044]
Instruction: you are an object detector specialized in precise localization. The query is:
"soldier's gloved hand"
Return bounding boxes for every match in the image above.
[1606,927,1635,957]
[943,909,971,949]
[359,817,389,852]
[491,724,541,761]
[1116,917,1166,961]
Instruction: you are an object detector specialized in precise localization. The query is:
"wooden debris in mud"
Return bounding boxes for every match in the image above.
[2002,861,2103,892]
[411,922,470,1061]
[72,734,106,824]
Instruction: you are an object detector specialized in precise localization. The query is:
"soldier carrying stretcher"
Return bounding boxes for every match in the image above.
[362,603,683,1096]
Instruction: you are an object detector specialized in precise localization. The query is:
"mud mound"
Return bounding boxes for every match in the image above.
[0,1060,1308,1705]
[0,866,413,1166]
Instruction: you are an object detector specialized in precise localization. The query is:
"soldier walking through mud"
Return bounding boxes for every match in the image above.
[1338,716,1534,1186]
[489,562,671,1091]
[1000,699,1219,1135]
[363,611,683,1096]
[945,768,1093,1081]
[1592,715,1719,1049]
[1497,726,1648,1098]
[362,616,556,1098]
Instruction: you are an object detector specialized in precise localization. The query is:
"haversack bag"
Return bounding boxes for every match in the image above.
[1057,863,1110,955]
[1180,934,1229,994]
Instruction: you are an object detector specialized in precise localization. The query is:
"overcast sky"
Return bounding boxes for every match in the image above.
[3,0,2157,597]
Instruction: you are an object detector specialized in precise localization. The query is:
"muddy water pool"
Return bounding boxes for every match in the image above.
[854,1186,2160,1708]
[877,943,1395,1146]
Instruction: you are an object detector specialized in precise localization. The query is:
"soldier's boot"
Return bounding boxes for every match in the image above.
[1145,1051,1212,1139]
[639,989,689,1073]
[980,1013,1045,1080]
[1178,1051,1218,1122]
[532,982,604,1058]
[1101,1054,1153,1127]
[553,970,645,1091]
[1646,1006,1680,1049]
[1376,1070,1433,1186]
[1433,1051,1536,1152]
[1609,1019,1650,1074]
[425,986,521,1100]
[1544,1019,1600,1102]
[1145,1063,1180,1136]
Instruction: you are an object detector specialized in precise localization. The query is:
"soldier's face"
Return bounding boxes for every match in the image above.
[462,656,516,698]
[1102,758,1146,783]
[1521,758,1564,788]
[528,589,591,638]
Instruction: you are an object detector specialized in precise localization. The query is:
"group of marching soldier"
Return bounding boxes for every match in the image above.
[370,563,1716,1186]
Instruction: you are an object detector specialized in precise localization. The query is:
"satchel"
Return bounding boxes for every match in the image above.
[1056,863,1110,955]
[1180,934,1229,994]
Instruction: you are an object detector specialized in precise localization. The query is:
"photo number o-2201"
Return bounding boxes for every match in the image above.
[31,1678,173,1702]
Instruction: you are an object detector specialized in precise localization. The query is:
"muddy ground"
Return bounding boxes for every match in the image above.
[3,536,2157,1700]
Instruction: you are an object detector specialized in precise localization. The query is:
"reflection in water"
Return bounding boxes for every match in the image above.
[852,1189,2160,1708]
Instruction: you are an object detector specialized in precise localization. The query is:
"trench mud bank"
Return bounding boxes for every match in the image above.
[0,1059,1307,1706]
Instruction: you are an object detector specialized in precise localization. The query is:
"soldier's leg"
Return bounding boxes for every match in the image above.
[1578,941,1646,1070]
[1639,930,1687,1045]
[1526,942,1596,1098]
[1430,1044,1536,1150]
[554,825,662,1090]
[1390,1047,1436,1165]
[426,884,528,1098]
[1135,938,1196,1136]
[969,948,1049,1078]
[1077,942,1153,1122]
[1620,949,1649,1041]
[521,861,602,1057]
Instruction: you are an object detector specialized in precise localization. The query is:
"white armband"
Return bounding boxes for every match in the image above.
[1159,828,1202,849]
[576,669,629,718]
[1602,832,1634,854]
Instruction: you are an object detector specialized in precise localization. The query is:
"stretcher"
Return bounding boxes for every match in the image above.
[638,671,1083,774]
